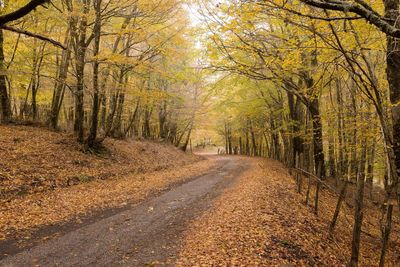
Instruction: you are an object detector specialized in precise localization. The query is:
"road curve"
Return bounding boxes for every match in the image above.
[0,156,249,267]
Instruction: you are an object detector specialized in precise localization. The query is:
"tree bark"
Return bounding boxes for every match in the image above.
[73,0,90,142]
[379,204,394,267]
[385,0,400,201]
[49,25,72,129]
[87,0,102,148]
[0,29,11,123]
[329,181,348,234]
[287,91,304,167]
[309,99,326,178]
[349,142,367,267]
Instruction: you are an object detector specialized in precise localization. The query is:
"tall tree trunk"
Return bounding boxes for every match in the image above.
[110,35,132,138]
[87,0,102,147]
[367,141,376,199]
[111,88,126,138]
[0,30,11,123]
[74,1,90,142]
[385,0,400,202]
[49,27,72,129]
[159,100,167,139]
[250,123,257,156]
[31,71,37,121]
[124,100,140,136]
[225,121,229,153]
[379,204,394,267]
[336,76,345,178]
[245,128,250,156]
[30,42,45,122]
[181,122,193,152]
[105,73,123,135]
[309,99,326,177]
[143,107,152,139]
[287,91,304,167]
[329,181,348,234]
[349,141,367,267]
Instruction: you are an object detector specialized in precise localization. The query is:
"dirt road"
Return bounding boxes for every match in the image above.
[0,156,248,267]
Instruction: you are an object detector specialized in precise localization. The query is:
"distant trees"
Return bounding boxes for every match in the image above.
[0,0,203,150]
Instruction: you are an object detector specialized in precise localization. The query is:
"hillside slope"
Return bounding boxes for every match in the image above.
[0,125,201,199]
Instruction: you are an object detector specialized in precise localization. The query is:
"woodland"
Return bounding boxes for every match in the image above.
[0,0,400,266]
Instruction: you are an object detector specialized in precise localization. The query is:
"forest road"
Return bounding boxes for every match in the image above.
[0,156,248,267]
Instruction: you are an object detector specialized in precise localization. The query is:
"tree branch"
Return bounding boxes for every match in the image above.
[0,0,49,25]
[300,0,400,38]
[0,25,66,50]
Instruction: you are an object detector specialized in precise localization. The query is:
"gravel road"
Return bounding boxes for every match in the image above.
[0,156,248,267]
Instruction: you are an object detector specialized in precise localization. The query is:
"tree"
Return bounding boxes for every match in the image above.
[296,0,400,216]
[0,29,11,123]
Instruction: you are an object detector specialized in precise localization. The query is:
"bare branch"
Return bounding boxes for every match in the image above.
[0,25,66,50]
[0,0,50,25]
[299,0,400,37]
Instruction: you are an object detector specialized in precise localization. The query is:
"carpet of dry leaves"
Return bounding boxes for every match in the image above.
[0,125,211,240]
[177,158,400,266]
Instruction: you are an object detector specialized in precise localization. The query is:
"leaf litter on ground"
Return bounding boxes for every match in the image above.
[176,158,399,266]
[0,125,213,241]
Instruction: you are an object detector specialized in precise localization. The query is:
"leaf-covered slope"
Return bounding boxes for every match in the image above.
[0,125,202,200]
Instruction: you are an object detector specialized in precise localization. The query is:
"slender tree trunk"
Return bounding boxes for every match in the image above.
[111,36,132,138]
[31,33,38,121]
[143,107,152,139]
[49,27,72,129]
[225,121,229,153]
[367,141,376,199]
[159,100,167,139]
[379,204,394,267]
[287,91,304,167]
[309,99,326,178]
[30,42,45,122]
[329,181,348,234]
[87,0,102,147]
[228,124,233,155]
[124,100,140,136]
[181,122,193,152]
[0,30,11,123]
[328,126,336,179]
[105,73,123,135]
[314,161,322,215]
[349,142,367,267]
[74,1,90,142]
[245,128,250,155]
[336,74,345,178]
[250,122,257,156]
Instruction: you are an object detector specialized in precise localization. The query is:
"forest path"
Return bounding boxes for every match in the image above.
[0,156,248,267]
